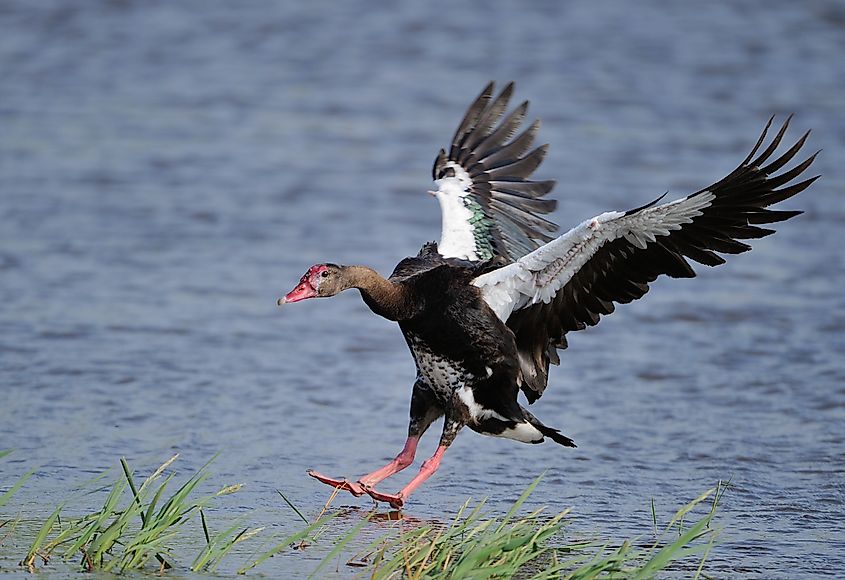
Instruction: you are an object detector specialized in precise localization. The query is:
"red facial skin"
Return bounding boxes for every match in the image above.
[278,264,327,305]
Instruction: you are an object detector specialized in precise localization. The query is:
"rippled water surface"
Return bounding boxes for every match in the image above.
[1,0,844,577]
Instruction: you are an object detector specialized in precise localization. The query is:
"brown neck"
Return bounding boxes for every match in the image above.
[343,265,411,321]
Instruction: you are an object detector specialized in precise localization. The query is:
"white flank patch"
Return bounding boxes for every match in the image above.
[456,384,544,443]
[456,386,508,422]
[435,161,478,260]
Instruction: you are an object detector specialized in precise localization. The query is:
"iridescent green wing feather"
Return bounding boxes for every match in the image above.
[432,82,559,263]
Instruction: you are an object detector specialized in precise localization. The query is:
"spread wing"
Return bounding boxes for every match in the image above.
[473,116,818,402]
[432,82,559,263]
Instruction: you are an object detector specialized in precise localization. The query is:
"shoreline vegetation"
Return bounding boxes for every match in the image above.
[1,450,723,578]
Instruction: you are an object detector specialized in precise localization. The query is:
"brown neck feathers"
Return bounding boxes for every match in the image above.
[342,265,412,321]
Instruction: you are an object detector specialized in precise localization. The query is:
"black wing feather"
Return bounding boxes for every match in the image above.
[508,117,818,402]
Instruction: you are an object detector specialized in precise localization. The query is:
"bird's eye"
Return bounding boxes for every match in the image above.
[321,270,329,278]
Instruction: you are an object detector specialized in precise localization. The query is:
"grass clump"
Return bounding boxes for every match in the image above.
[4,453,723,577]
[333,477,723,579]
[353,476,565,579]
[18,454,252,573]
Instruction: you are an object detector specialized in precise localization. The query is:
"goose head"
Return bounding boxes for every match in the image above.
[278,263,344,305]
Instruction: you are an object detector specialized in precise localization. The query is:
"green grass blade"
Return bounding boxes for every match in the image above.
[309,517,369,579]
[200,509,211,545]
[237,515,335,575]
[496,473,544,533]
[22,505,61,570]
[0,468,35,509]
[651,497,658,536]
[634,520,711,579]
[207,527,263,573]
[120,457,146,524]
[693,528,718,580]
[62,478,127,558]
[143,474,173,527]
[192,518,245,571]
[277,489,309,524]
[41,514,96,554]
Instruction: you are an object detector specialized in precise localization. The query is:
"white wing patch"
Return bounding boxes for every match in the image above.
[434,162,478,260]
[473,191,717,321]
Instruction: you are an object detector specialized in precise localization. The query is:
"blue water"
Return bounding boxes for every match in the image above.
[1,0,844,577]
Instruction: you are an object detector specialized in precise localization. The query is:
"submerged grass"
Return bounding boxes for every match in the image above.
[1,453,724,577]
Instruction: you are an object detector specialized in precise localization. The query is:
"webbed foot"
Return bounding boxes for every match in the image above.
[363,487,405,510]
[306,469,366,497]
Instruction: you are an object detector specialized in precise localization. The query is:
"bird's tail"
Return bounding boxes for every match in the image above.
[533,422,576,447]
[522,408,577,448]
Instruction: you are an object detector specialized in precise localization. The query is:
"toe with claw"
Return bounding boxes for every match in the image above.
[364,487,405,510]
[307,469,365,497]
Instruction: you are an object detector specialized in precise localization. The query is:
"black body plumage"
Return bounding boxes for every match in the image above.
[386,243,575,447]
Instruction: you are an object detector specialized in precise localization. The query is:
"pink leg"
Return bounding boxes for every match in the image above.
[365,445,447,509]
[307,437,419,498]
[358,436,419,487]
